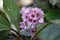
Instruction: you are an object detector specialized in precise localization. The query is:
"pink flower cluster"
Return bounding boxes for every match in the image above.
[20,7,44,36]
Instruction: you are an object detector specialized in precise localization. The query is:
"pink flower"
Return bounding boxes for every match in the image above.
[30,25,37,37]
[20,7,44,36]
[20,7,44,25]
[20,22,28,30]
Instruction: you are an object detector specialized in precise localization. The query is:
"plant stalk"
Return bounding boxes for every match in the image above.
[30,22,51,40]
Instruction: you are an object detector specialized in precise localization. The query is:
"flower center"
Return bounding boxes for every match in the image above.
[26,16,28,18]
[25,21,28,26]
[31,14,35,18]
[37,13,40,17]
[29,19,32,22]
[33,20,36,23]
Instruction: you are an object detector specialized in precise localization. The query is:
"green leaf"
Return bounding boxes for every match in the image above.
[0,12,10,40]
[37,1,50,12]
[38,24,60,40]
[0,30,9,40]
[49,0,59,6]
[20,30,31,37]
[0,15,10,31]
[3,0,22,31]
[45,9,60,25]
[31,23,51,39]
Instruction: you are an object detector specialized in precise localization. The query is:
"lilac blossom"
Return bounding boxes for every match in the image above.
[20,7,44,25]
[20,7,44,37]
[20,22,28,30]
[30,25,37,36]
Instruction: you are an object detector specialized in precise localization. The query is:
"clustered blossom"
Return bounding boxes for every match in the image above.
[20,7,44,36]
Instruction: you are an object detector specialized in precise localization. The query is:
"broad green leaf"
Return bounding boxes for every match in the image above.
[0,30,9,40]
[31,23,51,39]
[45,9,60,25]
[0,15,10,31]
[38,24,60,40]
[3,0,22,31]
[0,12,10,40]
[20,30,31,37]
[37,1,50,12]
[49,0,59,6]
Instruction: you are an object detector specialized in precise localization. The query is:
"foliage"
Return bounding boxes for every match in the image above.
[0,0,60,40]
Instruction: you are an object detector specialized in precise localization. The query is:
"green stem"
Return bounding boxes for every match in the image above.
[30,22,51,40]
[11,28,22,40]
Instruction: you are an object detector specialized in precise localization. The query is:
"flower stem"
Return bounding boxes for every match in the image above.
[30,22,51,40]
[11,28,22,40]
